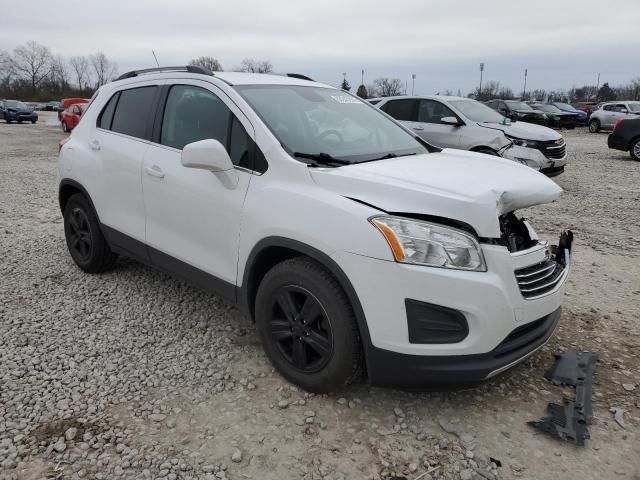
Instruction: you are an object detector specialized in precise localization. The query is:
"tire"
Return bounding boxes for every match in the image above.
[589,119,601,133]
[31,119,36,124]
[62,121,69,133]
[631,138,640,162]
[474,148,498,156]
[17,119,22,124]
[254,257,362,393]
[63,193,117,273]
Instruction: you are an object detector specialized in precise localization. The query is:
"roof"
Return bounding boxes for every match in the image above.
[213,72,329,88]
[376,94,469,102]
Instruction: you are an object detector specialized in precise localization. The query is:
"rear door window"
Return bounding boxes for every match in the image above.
[382,99,417,121]
[110,86,158,139]
[98,92,120,130]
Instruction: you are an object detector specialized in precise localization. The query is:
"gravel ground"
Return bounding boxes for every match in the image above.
[1,112,639,480]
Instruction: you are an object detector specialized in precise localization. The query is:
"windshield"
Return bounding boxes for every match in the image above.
[449,99,506,123]
[235,85,427,163]
[628,102,640,112]
[505,101,533,111]
[6,100,27,109]
[535,104,561,113]
[554,102,575,111]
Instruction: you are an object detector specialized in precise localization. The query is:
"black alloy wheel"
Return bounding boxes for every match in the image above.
[268,285,333,373]
[67,207,93,263]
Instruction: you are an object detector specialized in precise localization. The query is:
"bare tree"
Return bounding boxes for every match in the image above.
[497,87,514,99]
[365,83,379,98]
[90,52,118,87]
[373,77,403,97]
[236,58,273,74]
[472,80,500,101]
[69,55,90,90]
[10,41,52,93]
[188,56,223,72]
[50,54,70,92]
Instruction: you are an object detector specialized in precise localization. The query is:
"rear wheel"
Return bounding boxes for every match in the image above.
[255,257,362,393]
[630,138,640,162]
[63,193,117,273]
[589,119,601,133]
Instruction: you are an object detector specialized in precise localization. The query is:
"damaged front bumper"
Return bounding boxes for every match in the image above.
[502,144,567,176]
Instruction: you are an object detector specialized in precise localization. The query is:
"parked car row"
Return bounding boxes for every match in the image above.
[588,101,640,132]
[371,95,567,176]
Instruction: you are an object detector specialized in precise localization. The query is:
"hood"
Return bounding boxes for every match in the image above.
[9,107,33,113]
[310,150,562,238]
[477,121,562,141]
[514,109,544,116]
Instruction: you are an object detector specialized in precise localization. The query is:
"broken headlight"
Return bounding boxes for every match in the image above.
[505,134,539,149]
[370,216,486,271]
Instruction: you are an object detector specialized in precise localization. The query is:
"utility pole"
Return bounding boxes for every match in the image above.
[405,80,408,95]
[479,63,484,99]
[411,73,416,95]
[361,69,364,86]
[522,68,528,100]
[595,72,600,98]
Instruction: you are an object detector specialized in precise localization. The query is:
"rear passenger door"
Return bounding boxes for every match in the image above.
[92,81,161,259]
[141,81,256,298]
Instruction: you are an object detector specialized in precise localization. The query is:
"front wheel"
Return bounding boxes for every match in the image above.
[63,193,117,273]
[631,138,640,162]
[589,119,601,133]
[254,257,362,393]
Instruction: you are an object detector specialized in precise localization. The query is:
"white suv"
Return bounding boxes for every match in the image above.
[58,66,573,392]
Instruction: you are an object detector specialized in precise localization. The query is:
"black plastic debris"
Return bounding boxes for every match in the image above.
[528,350,598,446]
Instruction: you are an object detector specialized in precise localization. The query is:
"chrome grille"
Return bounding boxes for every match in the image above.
[538,140,566,160]
[515,258,566,299]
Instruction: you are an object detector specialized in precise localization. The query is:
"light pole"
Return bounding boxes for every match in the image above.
[361,69,364,86]
[479,63,484,99]
[411,73,416,95]
[595,72,600,98]
[523,68,528,100]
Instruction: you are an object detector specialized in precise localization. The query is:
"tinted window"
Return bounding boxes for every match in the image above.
[418,100,457,123]
[604,105,614,111]
[161,85,230,150]
[229,116,251,168]
[111,86,157,139]
[98,92,119,130]
[383,99,416,121]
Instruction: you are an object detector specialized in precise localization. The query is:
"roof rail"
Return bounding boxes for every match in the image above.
[285,73,314,81]
[116,65,213,81]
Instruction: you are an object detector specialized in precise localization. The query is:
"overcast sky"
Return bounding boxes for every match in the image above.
[2,0,639,94]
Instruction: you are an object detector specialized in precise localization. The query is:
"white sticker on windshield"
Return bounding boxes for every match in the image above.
[330,95,361,104]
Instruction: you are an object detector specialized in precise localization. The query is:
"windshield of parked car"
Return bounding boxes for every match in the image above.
[449,99,506,123]
[535,104,561,113]
[6,100,27,109]
[235,85,428,163]
[505,101,533,111]
[554,102,576,111]
[628,102,640,112]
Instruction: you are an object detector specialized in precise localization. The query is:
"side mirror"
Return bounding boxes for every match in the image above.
[181,139,234,172]
[440,116,460,126]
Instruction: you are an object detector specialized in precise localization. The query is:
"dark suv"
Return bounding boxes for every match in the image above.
[608,117,640,161]
[486,99,546,125]
[2,100,38,124]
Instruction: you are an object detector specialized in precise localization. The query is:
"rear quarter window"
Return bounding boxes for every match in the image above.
[109,86,158,139]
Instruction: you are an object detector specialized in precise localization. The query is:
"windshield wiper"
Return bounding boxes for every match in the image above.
[293,152,351,167]
[360,152,417,163]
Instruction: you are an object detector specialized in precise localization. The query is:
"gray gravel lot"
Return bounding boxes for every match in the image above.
[1,112,639,480]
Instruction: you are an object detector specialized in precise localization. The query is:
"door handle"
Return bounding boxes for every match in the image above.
[412,126,424,131]
[89,139,101,151]
[145,165,165,179]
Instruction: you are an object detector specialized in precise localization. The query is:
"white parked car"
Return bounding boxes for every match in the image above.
[588,101,640,132]
[373,95,568,176]
[58,66,572,392]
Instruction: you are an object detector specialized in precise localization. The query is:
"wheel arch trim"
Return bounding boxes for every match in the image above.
[240,236,374,368]
[58,179,98,216]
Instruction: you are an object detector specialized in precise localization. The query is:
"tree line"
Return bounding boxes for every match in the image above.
[2,41,639,104]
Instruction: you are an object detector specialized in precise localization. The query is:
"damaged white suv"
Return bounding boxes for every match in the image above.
[58,67,572,392]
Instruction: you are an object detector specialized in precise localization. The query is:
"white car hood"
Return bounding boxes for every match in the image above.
[478,121,562,142]
[310,149,562,237]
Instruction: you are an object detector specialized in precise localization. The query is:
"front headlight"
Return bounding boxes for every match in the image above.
[505,134,539,149]
[370,216,486,271]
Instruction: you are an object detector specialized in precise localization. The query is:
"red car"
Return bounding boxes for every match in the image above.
[57,97,90,121]
[60,103,88,132]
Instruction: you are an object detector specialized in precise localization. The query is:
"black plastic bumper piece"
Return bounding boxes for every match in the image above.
[540,165,565,177]
[367,307,561,390]
[405,299,468,344]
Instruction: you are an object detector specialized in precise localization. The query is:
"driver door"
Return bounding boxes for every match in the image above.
[141,81,255,296]
[413,99,462,149]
